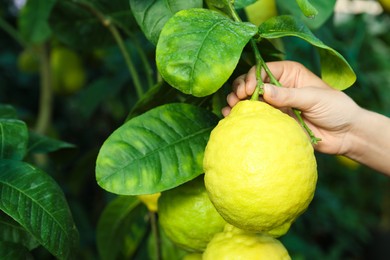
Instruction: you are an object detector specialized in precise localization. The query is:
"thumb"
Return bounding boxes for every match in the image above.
[263,84,314,110]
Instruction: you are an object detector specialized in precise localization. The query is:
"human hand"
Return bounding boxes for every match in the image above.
[222,61,362,156]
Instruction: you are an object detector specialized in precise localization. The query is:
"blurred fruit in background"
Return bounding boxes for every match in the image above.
[245,0,277,26]
[379,0,390,13]
[336,155,360,170]
[17,47,40,73]
[50,46,86,95]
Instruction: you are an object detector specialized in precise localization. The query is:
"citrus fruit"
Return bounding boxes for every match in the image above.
[137,193,161,212]
[379,0,390,13]
[245,0,277,26]
[203,224,291,260]
[158,175,226,252]
[336,155,360,170]
[17,48,40,73]
[203,100,317,237]
[182,253,203,260]
[50,47,86,95]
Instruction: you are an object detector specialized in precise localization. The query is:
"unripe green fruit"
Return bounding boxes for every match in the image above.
[50,47,86,95]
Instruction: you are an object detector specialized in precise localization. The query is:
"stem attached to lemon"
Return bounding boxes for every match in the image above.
[226,1,321,144]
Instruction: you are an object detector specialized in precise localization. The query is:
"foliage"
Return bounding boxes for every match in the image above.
[0,0,389,259]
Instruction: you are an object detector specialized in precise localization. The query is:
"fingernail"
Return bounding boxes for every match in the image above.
[264,84,277,98]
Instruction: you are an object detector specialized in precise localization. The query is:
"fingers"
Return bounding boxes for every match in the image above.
[221,106,231,117]
[232,66,257,99]
[263,84,323,111]
[226,92,240,107]
[264,61,328,89]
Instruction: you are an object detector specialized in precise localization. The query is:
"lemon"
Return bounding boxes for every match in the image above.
[182,253,203,260]
[50,47,86,95]
[336,155,360,170]
[137,193,161,212]
[203,224,291,260]
[379,0,390,13]
[17,48,40,73]
[158,175,226,252]
[245,0,277,26]
[204,100,317,237]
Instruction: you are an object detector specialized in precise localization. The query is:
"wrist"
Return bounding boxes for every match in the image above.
[343,107,390,174]
[342,107,370,161]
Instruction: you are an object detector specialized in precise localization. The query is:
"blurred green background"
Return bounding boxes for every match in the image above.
[0,0,389,259]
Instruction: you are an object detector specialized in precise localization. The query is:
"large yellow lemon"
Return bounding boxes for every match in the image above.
[203,224,291,259]
[204,100,317,237]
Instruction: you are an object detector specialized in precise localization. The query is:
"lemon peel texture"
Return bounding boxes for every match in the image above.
[158,175,226,252]
[203,224,291,260]
[204,100,317,237]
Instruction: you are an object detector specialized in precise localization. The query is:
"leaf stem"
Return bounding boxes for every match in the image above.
[261,62,321,144]
[293,109,321,144]
[249,39,264,101]
[225,0,320,144]
[71,0,144,98]
[114,22,155,89]
[0,16,27,47]
[35,42,53,135]
[149,211,161,260]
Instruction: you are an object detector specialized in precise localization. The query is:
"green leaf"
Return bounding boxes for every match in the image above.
[50,0,136,50]
[0,241,30,260]
[97,196,148,260]
[234,0,257,9]
[258,15,356,90]
[126,81,185,120]
[148,224,188,260]
[156,8,257,97]
[205,0,230,9]
[276,0,336,29]
[0,104,17,119]
[0,159,79,259]
[0,211,39,250]
[296,0,318,18]
[0,119,28,160]
[27,131,76,154]
[73,74,127,119]
[96,103,219,195]
[130,0,203,45]
[18,0,57,44]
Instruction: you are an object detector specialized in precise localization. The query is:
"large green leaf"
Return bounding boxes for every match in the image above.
[0,104,17,119]
[0,212,39,250]
[156,8,257,97]
[0,159,79,259]
[97,196,148,260]
[27,131,75,154]
[234,0,257,9]
[258,15,356,90]
[96,103,219,195]
[0,119,28,160]
[130,0,203,45]
[276,0,336,29]
[0,241,30,259]
[18,0,57,43]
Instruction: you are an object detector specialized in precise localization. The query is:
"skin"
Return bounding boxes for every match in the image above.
[223,61,390,176]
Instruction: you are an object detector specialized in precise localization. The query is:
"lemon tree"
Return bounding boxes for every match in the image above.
[0,0,361,259]
[93,0,357,258]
